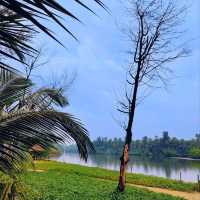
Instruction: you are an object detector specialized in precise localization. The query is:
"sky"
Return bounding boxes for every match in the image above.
[29,0,200,140]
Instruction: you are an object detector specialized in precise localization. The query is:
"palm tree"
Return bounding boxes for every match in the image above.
[0,75,94,199]
[0,75,94,172]
[0,2,106,198]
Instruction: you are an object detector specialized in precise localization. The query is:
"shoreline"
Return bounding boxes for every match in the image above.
[65,152,200,161]
[170,157,200,161]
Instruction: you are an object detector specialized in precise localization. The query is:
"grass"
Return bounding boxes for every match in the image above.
[18,160,197,199]
[30,161,197,192]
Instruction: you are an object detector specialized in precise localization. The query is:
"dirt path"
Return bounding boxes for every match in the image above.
[128,183,200,200]
[95,176,199,200]
[27,169,45,172]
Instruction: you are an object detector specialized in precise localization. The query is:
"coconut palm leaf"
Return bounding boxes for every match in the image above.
[0,63,20,86]
[7,86,69,112]
[2,0,106,37]
[0,77,32,110]
[0,77,93,171]
[0,110,94,173]
[0,7,35,59]
[23,88,69,110]
[0,0,106,72]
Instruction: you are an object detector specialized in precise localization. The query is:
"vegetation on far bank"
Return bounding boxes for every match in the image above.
[65,132,200,159]
[19,161,186,200]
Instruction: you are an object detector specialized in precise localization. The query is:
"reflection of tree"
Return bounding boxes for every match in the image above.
[89,155,200,174]
[164,166,172,178]
[89,154,120,170]
[125,157,200,179]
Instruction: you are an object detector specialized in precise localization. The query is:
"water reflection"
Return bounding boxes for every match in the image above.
[52,153,200,183]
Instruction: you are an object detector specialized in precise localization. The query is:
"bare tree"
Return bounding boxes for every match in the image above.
[117,0,188,192]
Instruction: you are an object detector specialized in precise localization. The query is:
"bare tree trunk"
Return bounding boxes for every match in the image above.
[117,65,140,192]
[118,144,129,192]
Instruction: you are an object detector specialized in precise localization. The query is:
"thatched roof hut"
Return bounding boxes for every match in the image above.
[29,144,45,152]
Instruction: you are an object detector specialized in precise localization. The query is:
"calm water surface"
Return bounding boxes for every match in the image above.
[52,153,200,183]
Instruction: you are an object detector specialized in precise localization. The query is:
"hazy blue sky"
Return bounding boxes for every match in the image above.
[30,0,200,140]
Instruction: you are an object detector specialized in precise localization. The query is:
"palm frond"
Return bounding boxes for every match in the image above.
[0,6,36,72]
[23,88,69,110]
[0,77,32,110]
[0,62,21,86]
[0,0,106,69]
[1,1,106,38]
[0,110,94,173]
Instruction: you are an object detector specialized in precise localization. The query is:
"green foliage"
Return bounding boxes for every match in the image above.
[65,133,200,159]
[189,148,200,159]
[0,172,30,200]
[0,75,94,175]
[0,71,94,198]
[0,56,93,199]
[23,161,198,193]
[21,161,185,200]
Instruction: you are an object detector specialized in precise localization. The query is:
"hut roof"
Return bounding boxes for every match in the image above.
[29,144,45,152]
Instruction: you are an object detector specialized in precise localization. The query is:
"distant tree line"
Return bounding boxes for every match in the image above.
[65,132,200,159]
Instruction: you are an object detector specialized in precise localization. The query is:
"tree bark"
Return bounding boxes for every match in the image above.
[117,65,140,192]
[118,144,129,192]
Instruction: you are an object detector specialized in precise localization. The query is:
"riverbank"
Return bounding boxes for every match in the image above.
[53,153,200,182]
[21,161,200,199]
[170,157,200,161]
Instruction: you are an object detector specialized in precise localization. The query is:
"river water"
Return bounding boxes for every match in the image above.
[52,153,200,183]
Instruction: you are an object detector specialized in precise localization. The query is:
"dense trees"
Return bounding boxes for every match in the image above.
[93,133,200,159]
[65,133,200,159]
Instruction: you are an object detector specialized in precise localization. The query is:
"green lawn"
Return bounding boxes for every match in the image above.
[29,161,197,192]
[20,161,190,200]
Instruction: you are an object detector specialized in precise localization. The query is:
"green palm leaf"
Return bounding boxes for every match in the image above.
[0,0,106,72]
[0,110,94,173]
[23,88,69,110]
[0,77,32,110]
[0,63,20,86]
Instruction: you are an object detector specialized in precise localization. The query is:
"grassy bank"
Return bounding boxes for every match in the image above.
[29,161,197,192]
[21,161,183,200]
[19,161,198,199]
